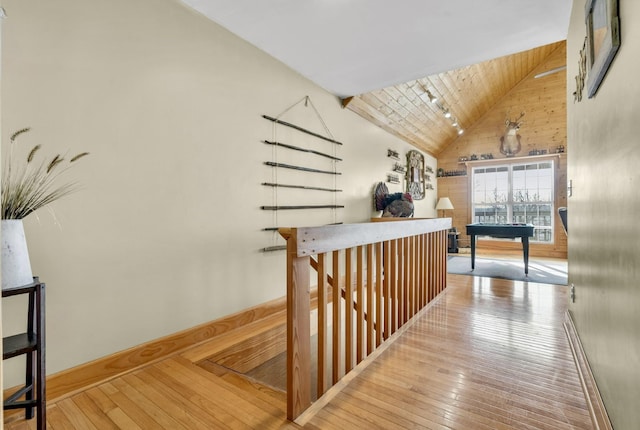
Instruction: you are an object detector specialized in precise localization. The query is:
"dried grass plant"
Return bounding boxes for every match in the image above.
[1,127,89,219]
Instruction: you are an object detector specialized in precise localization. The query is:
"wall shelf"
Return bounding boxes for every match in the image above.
[459,152,563,166]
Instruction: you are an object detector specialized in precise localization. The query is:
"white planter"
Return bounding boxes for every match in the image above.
[1,219,34,289]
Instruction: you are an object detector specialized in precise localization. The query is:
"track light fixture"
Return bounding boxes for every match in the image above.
[419,82,464,136]
[426,90,438,104]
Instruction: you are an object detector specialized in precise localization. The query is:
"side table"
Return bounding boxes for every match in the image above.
[2,278,46,430]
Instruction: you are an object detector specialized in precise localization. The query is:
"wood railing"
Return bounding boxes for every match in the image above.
[279,218,451,420]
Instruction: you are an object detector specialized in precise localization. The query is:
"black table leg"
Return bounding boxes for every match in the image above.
[470,234,476,270]
[522,235,529,275]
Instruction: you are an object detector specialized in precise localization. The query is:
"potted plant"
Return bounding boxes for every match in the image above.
[1,128,89,289]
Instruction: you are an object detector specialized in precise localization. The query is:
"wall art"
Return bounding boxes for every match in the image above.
[585,0,620,98]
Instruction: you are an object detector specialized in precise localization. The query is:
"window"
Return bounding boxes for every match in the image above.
[472,160,554,243]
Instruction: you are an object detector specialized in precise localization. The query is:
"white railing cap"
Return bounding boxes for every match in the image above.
[281,218,451,256]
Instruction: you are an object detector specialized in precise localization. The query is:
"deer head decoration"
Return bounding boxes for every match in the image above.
[499,112,525,157]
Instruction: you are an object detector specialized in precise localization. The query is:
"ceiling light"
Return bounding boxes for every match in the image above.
[420,83,462,137]
[426,90,438,104]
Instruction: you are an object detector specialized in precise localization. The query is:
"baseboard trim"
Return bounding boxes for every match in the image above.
[42,294,289,402]
[564,311,613,430]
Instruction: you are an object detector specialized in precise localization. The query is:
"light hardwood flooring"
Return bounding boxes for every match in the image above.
[5,268,592,429]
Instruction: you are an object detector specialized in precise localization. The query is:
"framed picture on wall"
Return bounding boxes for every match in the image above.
[585,0,620,98]
[406,150,425,200]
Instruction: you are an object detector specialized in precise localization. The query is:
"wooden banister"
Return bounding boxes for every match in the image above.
[310,256,377,332]
[280,218,451,421]
[283,229,311,419]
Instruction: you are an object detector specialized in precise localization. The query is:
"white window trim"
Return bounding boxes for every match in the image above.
[470,157,556,244]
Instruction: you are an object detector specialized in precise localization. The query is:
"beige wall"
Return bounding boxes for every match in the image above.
[567,0,640,428]
[0,0,437,387]
[437,44,568,258]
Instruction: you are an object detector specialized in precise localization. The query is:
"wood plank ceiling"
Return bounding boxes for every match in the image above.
[344,41,565,157]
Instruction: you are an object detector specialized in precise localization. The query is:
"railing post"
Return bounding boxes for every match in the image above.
[283,228,311,420]
[332,250,342,383]
[383,240,391,340]
[317,253,328,398]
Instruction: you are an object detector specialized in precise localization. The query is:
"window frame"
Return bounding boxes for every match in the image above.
[470,157,556,244]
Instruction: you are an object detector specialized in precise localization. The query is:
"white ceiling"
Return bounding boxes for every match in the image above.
[181,0,572,98]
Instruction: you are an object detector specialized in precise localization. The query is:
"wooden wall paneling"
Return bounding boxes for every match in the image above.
[349,96,435,154]
[363,91,428,144]
[382,87,425,135]
[437,42,567,258]
[401,82,441,125]
[347,42,565,158]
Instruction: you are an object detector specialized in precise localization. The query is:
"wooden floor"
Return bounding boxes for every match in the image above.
[5,272,593,429]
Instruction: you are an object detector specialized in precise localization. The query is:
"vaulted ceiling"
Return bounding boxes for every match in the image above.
[344,41,566,156]
[181,1,570,156]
